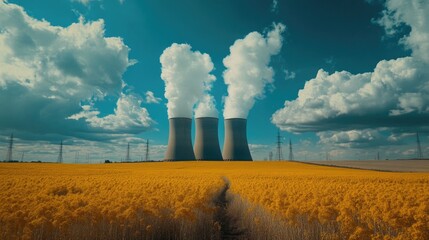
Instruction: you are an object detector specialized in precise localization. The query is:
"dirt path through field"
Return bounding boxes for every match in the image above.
[213,178,246,239]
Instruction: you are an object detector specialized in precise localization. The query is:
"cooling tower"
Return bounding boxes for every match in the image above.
[194,117,223,160]
[164,118,195,161]
[222,118,252,161]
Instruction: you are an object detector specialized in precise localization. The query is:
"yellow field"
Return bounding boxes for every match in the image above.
[0,162,428,240]
[226,162,429,240]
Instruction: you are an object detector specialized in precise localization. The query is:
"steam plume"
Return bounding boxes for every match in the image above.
[160,43,217,118]
[195,95,218,118]
[223,23,285,119]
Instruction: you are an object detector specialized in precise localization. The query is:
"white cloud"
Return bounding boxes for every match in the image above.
[318,130,384,148]
[284,69,296,80]
[377,0,429,62]
[271,0,278,12]
[0,2,153,141]
[223,22,285,119]
[272,0,429,135]
[145,91,161,104]
[71,0,124,7]
[387,132,414,143]
[160,43,218,118]
[273,58,429,132]
[71,0,93,6]
[68,93,153,131]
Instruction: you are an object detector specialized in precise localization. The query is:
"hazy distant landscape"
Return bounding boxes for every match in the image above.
[309,159,429,172]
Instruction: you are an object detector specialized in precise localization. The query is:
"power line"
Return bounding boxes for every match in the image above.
[288,139,294,161]
[6,133,13,162]
[57,140,63,163]
[125,143,131,162]
[145,139,149,161]
[416,132,423,159]
[276,129,283,161]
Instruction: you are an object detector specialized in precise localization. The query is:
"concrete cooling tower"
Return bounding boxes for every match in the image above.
[194,117,223,160]
[164,118,195,161]
[222,118,252,161]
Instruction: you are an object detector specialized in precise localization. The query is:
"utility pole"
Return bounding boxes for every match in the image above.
[6,133,13,162]
[57,140,63,163]
[125,143,131,162]
[288,139,294,161]
[416,132,423,159]
[269,151,273,161]
[276,129,283,161]
[377,151,380,160]
[145,140,149,161]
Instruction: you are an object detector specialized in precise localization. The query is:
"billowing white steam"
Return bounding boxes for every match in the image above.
[195,95,218,118]
[223,23,285,119]
[160,43,218,118]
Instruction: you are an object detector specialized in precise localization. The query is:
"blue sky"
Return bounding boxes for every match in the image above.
[1,0,428,162]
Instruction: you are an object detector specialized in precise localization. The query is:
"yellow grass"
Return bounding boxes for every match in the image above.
[0,163,224,240]
[0,162,428,240]
[226,162,429,239]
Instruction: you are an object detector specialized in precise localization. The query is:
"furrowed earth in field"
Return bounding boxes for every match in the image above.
[0,162,428,240]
